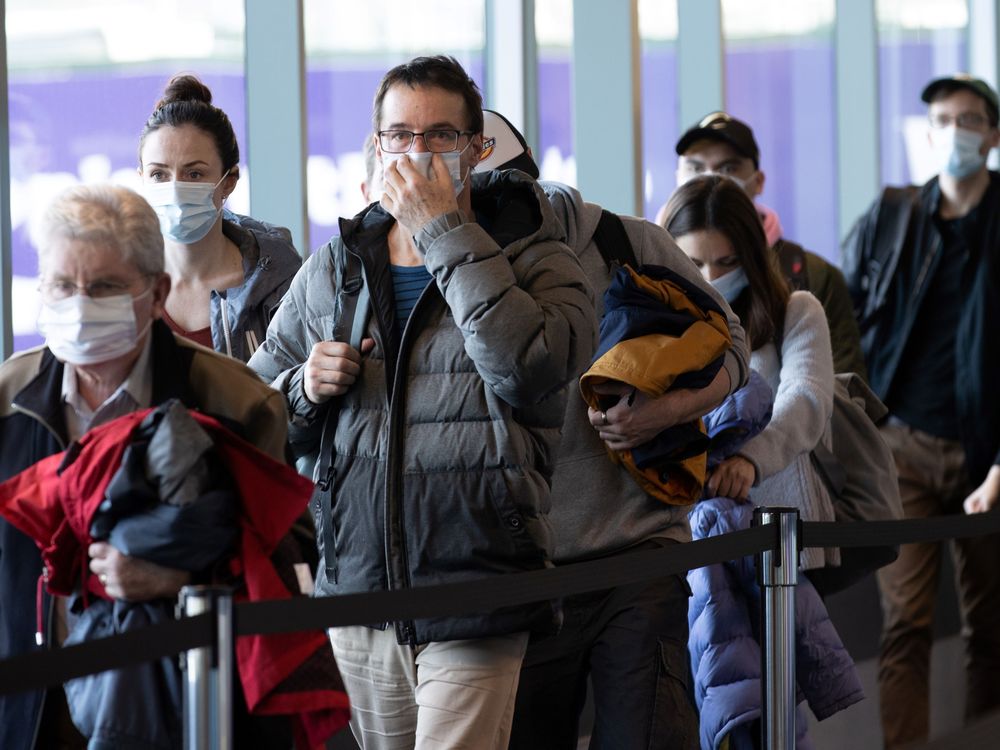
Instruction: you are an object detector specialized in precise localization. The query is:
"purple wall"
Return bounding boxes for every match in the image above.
[726,40,839,262]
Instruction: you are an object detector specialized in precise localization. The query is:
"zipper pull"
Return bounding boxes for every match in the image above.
[35,572,46,646]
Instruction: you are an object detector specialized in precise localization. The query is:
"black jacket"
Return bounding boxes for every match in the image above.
[842,173,1000,484]
[0,321,289,750]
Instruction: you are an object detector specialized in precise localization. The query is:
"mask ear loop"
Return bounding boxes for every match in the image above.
[455,137,477,188]
[216,168,232,202]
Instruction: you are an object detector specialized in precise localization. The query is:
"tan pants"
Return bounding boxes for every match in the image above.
[877,419,1000,749]
[329,625,528,750]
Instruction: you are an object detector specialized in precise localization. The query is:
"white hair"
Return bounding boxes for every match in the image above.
[37,184,164,276]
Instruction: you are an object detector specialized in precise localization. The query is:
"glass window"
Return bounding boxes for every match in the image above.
[535,0,575,185]
[877,0,968,186]
[6,0,246,352]
[303,0,485,251]
[639,0,678,221]
[722,0,839,262]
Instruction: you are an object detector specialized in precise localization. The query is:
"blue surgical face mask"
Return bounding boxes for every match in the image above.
[710,267,748,303]
[381,140,472,196]
[142,171,229,244]
[38,287,153,366]
[929,126,987,180]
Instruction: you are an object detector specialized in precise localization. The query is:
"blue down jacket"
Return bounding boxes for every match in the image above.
[703,371,774,471]
[688,381,863,750]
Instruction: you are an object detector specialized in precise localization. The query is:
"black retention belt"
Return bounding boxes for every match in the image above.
[5,510,1000,696]
[0,525,771,695]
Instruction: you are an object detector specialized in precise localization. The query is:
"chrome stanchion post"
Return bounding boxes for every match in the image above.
[179,586,234,750]
[754,507,799,750]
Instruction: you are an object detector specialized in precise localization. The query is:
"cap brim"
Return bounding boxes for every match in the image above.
[922,77,962,103]
[675,127,748,159]
[921,77,999,116]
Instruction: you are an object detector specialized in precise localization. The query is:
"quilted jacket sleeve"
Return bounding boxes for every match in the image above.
[415,209,598,409]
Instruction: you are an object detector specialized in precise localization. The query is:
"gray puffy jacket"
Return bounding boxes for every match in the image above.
[250,171,597,644]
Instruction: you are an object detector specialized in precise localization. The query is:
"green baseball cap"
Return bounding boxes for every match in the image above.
[921,74,999,123]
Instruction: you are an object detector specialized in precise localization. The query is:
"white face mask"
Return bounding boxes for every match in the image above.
[38,289,152,366]
[928,126,987,180]
[710,267,749,304]
[382,142,470,196]
[142,171,229,244]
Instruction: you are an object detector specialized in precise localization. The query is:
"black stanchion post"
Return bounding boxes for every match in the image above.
[179,586,234,750]
[754,507,799,750]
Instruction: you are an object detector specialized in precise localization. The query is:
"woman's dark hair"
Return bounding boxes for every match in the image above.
[372,55,484,136]
[662,175,789,350]
[139,74,239,173]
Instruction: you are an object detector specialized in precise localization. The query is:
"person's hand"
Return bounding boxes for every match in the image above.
[964,465,1000,514]
[587,383,683,452]
[88,542,190,601]
[380,154,459,234]
[706,456,756,502]
[303,338,375,405]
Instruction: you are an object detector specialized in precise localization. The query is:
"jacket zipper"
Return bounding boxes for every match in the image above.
[28,588,57,750]
[384,283,437,646]
[245,329,259,356]
[11,405,67,748]
[220,296,234,357]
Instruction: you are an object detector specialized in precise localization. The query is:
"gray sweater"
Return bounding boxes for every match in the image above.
[742,290,838,570]
[540,182,750,562]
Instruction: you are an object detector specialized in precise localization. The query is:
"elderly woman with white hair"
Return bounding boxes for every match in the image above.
[0,183,291,750]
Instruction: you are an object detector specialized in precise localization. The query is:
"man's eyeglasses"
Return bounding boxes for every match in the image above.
[39,279,136,301]
[929,112,992,130]
[378,129,474,154]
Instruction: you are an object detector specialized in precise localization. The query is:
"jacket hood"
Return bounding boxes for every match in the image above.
[539,180,604,257]
[757,203,784,247]
[221,211,302,311]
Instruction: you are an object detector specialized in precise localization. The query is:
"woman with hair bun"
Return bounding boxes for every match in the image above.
[138,74,301,362]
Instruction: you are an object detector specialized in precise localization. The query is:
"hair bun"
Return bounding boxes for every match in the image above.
[155,74,213,110]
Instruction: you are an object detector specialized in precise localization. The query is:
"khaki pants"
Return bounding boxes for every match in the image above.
[877,420,1000,749]
[329,625,528,750]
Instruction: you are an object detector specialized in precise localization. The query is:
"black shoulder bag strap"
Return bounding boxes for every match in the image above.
[314,252,370,490]
[863,185,919,326]
[776,239,809,291]
[592,209,638,270]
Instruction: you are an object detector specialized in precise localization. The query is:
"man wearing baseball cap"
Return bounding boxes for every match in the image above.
[843,73,1000,748]
[665,112,867,378]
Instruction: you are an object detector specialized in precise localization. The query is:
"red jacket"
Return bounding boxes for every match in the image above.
[0,406,349,747]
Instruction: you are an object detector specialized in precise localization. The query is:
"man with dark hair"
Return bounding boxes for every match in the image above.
[843,73,1000,749]
[663,112,867,378]
[250,56,596,749]
[476,112,749,750]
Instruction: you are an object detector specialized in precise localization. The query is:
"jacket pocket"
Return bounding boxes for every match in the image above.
[650,633,699,750]
[485,471,546,564]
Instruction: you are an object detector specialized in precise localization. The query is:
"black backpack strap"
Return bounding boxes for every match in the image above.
[863,185,919,325]
[776,240,809,291]
[592,209,638,270]
[315,252,369,490]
